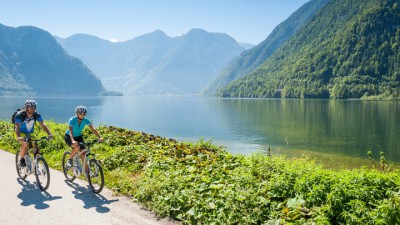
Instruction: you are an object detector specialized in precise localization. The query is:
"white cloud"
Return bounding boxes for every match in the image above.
[109,38,119,43]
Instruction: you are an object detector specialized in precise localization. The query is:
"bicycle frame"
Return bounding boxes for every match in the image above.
[63,139,104,193]
[16,136,51,191]
[22,137,47,174]
[73,141,97,176]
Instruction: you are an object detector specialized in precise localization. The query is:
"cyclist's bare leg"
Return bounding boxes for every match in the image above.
[69,142,80,160]
[19,142,29,159]
[81,153,88,173]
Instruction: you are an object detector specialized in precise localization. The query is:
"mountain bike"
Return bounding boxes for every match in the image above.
[15,136,51,191]
[62,140,104,193]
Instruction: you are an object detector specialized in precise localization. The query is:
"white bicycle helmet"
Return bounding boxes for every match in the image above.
[25,99,37,108]
[75,105,87,114]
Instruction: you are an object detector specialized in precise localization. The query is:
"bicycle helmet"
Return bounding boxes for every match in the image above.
[75,105,87,114]
[25,99,37,108]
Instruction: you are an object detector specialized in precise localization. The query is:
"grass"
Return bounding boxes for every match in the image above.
[1,120,400,224]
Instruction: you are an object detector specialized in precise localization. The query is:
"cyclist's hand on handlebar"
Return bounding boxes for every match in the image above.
[98,137,104,143]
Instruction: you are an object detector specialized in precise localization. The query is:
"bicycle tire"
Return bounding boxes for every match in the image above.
[87,159,104,193]
[15,150,27,180]
[35,157,50,191]
[62,151,76,182]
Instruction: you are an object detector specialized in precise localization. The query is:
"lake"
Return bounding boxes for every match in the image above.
[1,96,399,168]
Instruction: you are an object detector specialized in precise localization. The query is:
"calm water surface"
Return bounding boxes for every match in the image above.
[1,96,399,167]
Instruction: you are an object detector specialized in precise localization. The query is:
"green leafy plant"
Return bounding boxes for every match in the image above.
[1,120,400,224]
[367,150,376,168]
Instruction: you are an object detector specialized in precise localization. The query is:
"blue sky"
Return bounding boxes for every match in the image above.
[0,0,309,45]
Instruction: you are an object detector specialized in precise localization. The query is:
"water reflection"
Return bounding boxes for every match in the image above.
[208,99,400,163]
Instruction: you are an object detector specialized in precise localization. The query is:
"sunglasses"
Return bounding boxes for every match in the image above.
[78,113,86,116]
[28,106,36,110]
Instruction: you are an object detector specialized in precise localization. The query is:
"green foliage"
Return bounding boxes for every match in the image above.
[368,150,389,171]
[1,119,400,224]
[218,0,400,99]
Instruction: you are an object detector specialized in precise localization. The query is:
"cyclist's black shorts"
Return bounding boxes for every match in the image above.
[64,134,84,148]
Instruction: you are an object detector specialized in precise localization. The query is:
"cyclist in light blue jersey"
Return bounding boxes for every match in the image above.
[64,105,103,167]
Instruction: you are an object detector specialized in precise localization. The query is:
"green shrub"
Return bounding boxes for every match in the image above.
[1,120,399,224]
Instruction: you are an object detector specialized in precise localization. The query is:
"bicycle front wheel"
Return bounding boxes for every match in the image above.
[62,151,76,182]
[35,157,50,191]
[87,159,104,193]
[15,150,27,180]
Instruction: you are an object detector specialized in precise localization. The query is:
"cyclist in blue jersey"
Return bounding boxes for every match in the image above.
[15,100,53,167]
[64,105,103,167]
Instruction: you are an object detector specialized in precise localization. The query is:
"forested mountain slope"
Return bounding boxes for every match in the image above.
[204,0,330,95]
[0,24,105,96]
[219,0,400,99]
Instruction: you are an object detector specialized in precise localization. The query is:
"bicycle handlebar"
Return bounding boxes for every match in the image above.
[79,140,100,148]
[25,136,49,142]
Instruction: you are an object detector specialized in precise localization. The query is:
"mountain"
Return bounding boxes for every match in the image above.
[54,33,129,90]
[219,0,400,99]
[203,0,330,95]
[56,29,244,95]
[0,24,105,96]
[238,42,255,50]
[123,29,244,95]
[117,30,178,95]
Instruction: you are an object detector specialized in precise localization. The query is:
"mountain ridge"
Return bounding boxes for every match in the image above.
[0,23,105,96]
[57,28,244,95]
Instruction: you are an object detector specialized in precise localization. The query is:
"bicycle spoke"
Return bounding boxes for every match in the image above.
[35,157,50,191]
[62,151,76,182]
[87,159,104,193]
[15,150,27,180]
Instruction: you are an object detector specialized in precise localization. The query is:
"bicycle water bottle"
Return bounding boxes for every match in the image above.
[73,155,82,176]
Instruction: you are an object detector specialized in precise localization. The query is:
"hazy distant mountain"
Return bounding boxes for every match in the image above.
[203,0,330,95]
[0,23,105,96]
[238,42,255,50]
[56,29,244,95]
[219,0,400,99]
[54,33,127,90]
[123,29,245,95]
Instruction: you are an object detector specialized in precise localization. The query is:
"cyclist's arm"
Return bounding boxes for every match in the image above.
[88,124,103,142]
[39,121,53,137]
[68,126,76,143]
[14,122,24,142]
[15,122,21,137]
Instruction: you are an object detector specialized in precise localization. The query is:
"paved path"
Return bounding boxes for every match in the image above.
[0,149,179,225]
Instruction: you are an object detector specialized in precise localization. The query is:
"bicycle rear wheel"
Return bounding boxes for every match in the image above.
[87,159,104,193]
[35,157,50,191]
[15,150,27,180]
[62,151,76,182]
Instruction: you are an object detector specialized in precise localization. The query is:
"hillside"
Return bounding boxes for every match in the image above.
[0,24,105,96]
[57,29,244,95]
[219,0,400,99]
[204,0,330,95]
